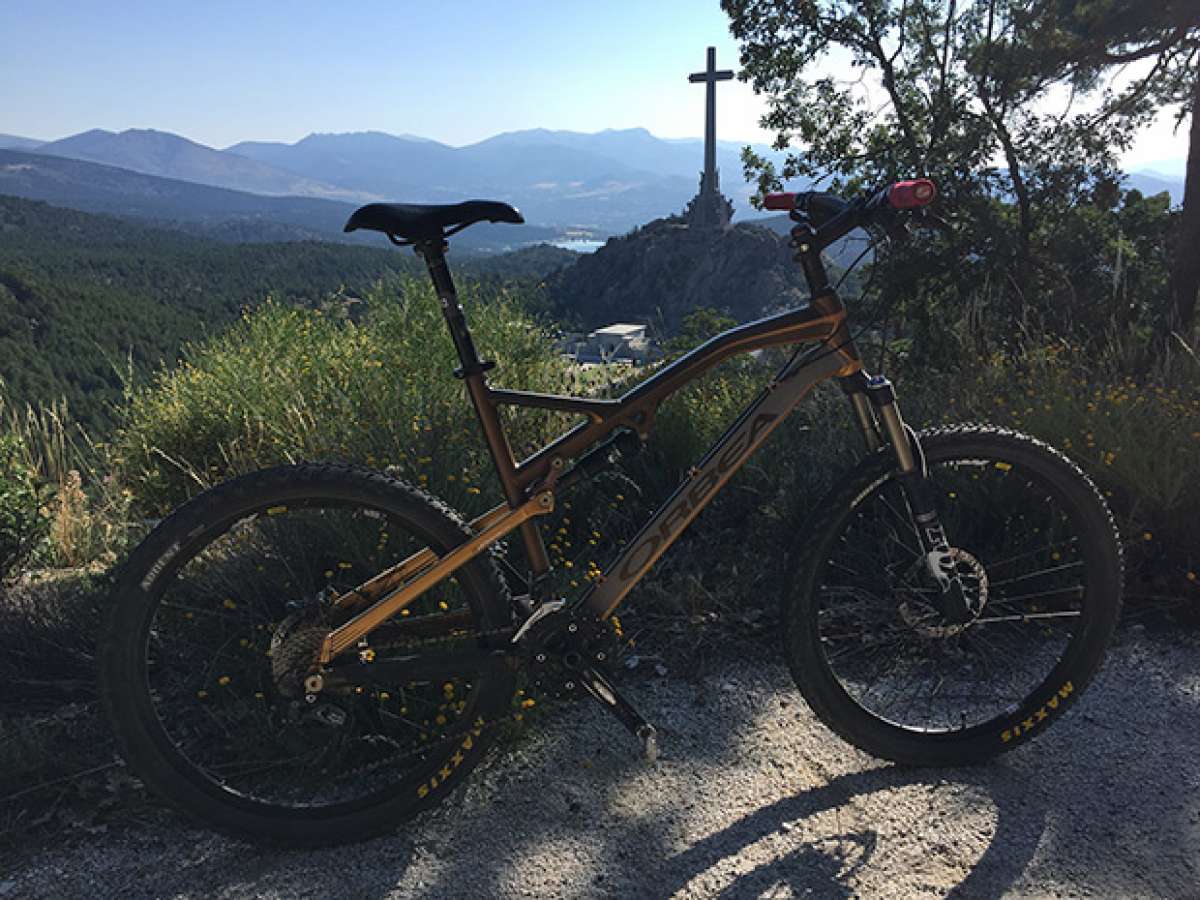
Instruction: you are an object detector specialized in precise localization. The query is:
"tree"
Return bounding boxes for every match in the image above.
[1023,0,1200,332]
[667,307,738,353]
[722,0,1185,354]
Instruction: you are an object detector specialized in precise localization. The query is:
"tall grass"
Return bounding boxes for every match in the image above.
[112,275,580,516]
[0,388,133,570]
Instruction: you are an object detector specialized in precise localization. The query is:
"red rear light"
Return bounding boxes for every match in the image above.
[763,192,796,211]
[887,179,937,209]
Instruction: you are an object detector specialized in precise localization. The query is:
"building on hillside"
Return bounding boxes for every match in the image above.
[561,322,657,365]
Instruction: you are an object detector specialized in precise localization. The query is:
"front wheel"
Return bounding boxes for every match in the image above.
[783,425,1122,765]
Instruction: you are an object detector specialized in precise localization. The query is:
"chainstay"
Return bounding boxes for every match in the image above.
[316,600,619,787]
[325,623,537,785]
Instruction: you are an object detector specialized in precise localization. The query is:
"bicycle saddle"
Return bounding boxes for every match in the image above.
[344,200,524,242]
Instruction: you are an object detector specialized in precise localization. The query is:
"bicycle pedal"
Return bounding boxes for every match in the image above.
[636,724,659,764]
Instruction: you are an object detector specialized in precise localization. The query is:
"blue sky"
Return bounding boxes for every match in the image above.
[0,1,766,146]
[0,0,1187,172]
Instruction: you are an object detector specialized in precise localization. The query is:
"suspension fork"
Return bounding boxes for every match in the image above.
[861,374,975,622]
[839,371,883,452]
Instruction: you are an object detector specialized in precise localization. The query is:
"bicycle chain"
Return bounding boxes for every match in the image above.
[320,624,543,785]
[299,606,621,786]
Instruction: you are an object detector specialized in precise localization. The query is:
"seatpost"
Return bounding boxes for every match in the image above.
[413,239,554,588]
[416,240,491,377]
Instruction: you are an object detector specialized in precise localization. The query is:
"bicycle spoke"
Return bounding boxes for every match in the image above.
[812,449,1093,734]
[139,496,500,811]
[971,610,1081,624]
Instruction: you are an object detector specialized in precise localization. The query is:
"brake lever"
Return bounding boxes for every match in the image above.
[885,209,957,245]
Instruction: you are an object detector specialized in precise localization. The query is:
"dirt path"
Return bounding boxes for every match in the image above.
[4,628,1198,899]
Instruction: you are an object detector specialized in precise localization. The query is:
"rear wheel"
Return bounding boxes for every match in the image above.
[783,426,1122,765]
[100,464,516,846]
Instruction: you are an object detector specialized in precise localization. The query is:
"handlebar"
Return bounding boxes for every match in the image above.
[763,178,936,214]
[763,178,937,251]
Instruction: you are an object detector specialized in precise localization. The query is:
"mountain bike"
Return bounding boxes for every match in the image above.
[100,181,1122,846]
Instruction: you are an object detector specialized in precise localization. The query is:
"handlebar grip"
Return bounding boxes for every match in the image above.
[886,179,937,209]
[763,192,797,211]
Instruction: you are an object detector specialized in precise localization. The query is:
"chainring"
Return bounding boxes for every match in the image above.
[521,608,620,699]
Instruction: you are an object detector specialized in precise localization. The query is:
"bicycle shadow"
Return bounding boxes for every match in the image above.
[405,675,1054,899]
[646,764,1044,899]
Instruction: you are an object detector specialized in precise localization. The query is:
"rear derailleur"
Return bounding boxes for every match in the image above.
[515,603,659,762]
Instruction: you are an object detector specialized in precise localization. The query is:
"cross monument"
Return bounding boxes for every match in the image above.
[684,46,735,228]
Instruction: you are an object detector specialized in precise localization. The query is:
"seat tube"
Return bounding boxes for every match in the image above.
[415,241,552,581]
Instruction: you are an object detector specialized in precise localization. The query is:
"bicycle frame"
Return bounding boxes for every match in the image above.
[318,239,869,665]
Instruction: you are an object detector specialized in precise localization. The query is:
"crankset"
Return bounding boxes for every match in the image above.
[519,604,660,762]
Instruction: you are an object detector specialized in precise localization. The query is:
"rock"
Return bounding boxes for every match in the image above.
[546,217,810,333]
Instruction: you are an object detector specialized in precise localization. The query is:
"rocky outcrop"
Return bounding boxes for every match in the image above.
[546,216,808,333]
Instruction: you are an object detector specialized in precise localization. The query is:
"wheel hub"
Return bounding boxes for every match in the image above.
[270,611,330,698]
[899,547,989,638]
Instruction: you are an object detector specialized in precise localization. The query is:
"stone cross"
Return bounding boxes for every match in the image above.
[688,46,734,195]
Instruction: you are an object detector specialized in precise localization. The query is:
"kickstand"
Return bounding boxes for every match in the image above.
[580,667,659,763]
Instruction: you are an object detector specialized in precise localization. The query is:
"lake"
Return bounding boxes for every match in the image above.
[549,239,605,253]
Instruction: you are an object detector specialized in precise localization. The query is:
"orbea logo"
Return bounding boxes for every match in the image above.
[619,413,777,581]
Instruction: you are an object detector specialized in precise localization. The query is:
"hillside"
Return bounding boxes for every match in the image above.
[0,133,44,151]
[545,217,816,332]
[0,150,559,251]
[0,196,578,428]
[37,129,370,202]
[0,148,360,235]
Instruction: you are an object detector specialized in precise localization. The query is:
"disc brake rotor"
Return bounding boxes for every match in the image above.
[898,547,989,638]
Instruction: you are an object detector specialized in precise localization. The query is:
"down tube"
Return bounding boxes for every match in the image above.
[584,348,852,619]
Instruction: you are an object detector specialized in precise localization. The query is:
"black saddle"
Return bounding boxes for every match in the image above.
[343,200,523,243]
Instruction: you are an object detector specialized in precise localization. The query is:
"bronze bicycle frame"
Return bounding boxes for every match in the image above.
[318,240,866,665]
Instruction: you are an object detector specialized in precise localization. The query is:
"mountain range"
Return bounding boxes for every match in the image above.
[34,129,371,202]
[0,127,788,234]
[0,126,1188,242]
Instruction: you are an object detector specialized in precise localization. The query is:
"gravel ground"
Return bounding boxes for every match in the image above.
[3,627,1198,899]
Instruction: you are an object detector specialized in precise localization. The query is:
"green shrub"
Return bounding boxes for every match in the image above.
[0,434,47,582]
[899,343,1200,612]
[110,272,1200,624]
[113,276,580,516]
